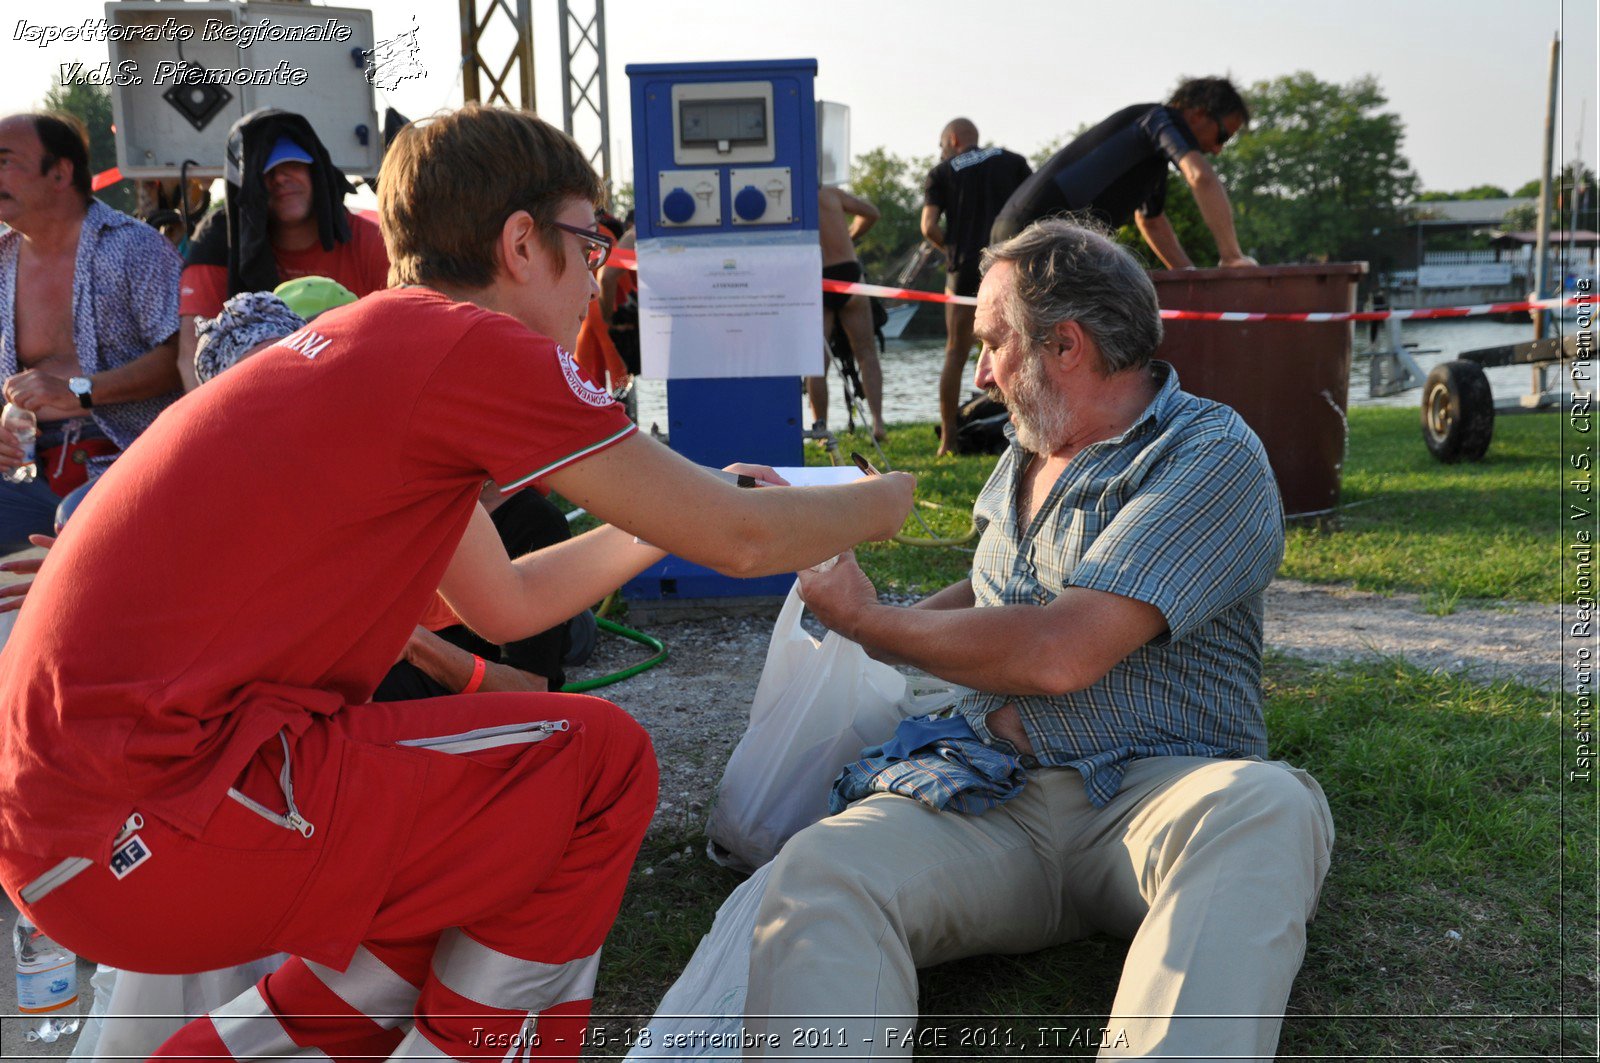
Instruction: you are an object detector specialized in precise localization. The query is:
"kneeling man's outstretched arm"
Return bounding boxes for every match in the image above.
[438,502,666,645]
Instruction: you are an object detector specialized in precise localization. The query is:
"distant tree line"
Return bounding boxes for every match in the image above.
[40,78,136,216]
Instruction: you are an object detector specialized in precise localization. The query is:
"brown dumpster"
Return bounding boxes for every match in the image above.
[1148,263,1367,519]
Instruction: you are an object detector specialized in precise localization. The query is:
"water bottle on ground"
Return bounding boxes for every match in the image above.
[12,911,81,1042]
[2,402,38,484]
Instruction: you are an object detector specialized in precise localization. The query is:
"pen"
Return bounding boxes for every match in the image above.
[850,451,881,477]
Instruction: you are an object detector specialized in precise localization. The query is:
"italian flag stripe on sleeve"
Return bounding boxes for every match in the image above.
[498,424,638,493]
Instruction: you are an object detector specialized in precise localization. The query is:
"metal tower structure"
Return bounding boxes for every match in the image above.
[557,0,612,189]
[458,0,537,110]
[457,0,613,191]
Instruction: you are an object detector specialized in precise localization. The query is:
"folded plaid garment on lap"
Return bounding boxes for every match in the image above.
[829,714,1028,815]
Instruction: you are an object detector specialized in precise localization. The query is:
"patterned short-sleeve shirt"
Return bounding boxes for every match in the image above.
[0,199,183,476]
[956,361,1285,806]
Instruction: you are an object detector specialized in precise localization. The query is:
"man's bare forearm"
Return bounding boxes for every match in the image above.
[1187,172,1247,262]
[177,317,201,391]
[1135,212,1193,270]
[843,598,1074,694]
[404,627,548,693]
[91,334,182,404]
[912,578,975,611]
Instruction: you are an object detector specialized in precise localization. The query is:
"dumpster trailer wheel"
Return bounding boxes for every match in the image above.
[1421,359,1494,463]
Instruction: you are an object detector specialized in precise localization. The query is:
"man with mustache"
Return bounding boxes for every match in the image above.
[0,111,183,548]
[747,218,1333,1060]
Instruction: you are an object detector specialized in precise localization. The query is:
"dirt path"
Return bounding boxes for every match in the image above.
[1261,579,1564,691]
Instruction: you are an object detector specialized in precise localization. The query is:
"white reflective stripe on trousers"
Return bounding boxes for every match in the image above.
[305,945,420,1029]
[430,928,600,1012]
[209,984,332,1061]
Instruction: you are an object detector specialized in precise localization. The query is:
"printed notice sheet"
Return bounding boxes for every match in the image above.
[637,239,824,380]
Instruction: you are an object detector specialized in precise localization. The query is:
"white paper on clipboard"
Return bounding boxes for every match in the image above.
[770,466,864,487]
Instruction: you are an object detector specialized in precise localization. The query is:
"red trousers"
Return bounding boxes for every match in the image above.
[3,693,657,1061]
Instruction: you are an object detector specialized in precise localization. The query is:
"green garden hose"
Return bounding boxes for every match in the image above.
[560,616,668,693]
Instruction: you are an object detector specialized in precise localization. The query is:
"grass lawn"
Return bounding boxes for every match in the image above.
[585,406,1592,1057]
[815,407,1567,604]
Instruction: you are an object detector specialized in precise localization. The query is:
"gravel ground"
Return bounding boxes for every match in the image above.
[573,579,1571,839]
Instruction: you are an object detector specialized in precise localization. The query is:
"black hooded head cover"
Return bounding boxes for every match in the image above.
[185,109,356,298]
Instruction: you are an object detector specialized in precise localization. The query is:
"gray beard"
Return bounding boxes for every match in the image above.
[989,358,1074,455]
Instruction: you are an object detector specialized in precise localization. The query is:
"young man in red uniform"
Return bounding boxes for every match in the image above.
[0,104,915,1061]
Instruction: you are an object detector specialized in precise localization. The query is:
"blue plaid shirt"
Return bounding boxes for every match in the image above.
[956,361,1284,807]
[0,200,183,477]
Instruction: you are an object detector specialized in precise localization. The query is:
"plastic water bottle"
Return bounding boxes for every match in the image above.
[2,402,37,484]
[12,911,81,1042]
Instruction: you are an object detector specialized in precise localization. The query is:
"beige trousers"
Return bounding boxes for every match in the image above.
[745,756,1334,1062]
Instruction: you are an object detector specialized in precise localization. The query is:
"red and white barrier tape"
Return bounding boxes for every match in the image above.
[1155,297,1585,323]
[608,247,1588,323]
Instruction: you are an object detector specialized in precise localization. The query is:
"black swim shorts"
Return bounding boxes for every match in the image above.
[822,260,864,311]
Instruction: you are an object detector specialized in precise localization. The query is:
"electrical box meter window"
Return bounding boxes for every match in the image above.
[669,81,775,166]
[679,99,766,146]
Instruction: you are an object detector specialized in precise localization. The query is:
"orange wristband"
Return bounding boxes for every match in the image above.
[460,654,487,695]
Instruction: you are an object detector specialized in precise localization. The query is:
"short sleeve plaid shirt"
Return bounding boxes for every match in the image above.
[955,361,1285,807]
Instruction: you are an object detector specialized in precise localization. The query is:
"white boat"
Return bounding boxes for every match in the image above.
[882,303,918,339]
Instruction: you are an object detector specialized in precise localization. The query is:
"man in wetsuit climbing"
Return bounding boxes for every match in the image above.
[992,77,1258,270]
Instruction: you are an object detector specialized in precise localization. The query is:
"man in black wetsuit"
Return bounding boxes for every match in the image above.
[992,77,1258,270]
[922,118,1032,455]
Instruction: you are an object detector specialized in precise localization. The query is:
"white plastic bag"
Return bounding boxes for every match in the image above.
[705,583,963,872]
[69,962,118,1061]
[623,862,774,1061]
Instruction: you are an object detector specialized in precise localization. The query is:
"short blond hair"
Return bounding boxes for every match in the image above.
[379,104,602,288]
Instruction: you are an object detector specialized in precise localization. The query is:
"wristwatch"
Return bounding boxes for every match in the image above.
[68,376,94,409]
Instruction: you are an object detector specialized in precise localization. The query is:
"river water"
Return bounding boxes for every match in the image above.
[630,316,1585,432]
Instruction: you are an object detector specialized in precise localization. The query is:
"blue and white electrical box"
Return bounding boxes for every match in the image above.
[624,59,822,604]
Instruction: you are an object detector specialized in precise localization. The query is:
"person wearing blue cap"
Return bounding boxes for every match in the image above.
[176,110,389,390]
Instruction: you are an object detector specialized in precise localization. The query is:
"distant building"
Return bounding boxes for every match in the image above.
[1487,229,1598,289]
[1383,197,1553,309]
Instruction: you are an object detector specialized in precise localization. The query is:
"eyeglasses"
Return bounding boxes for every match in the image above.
[547,221,614,270]
[1210,110,1235,148]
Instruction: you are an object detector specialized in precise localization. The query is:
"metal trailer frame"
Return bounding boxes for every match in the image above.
[1367,318,1591,462]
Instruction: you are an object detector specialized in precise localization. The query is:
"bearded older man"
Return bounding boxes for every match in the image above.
[745,218,1334,1061]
